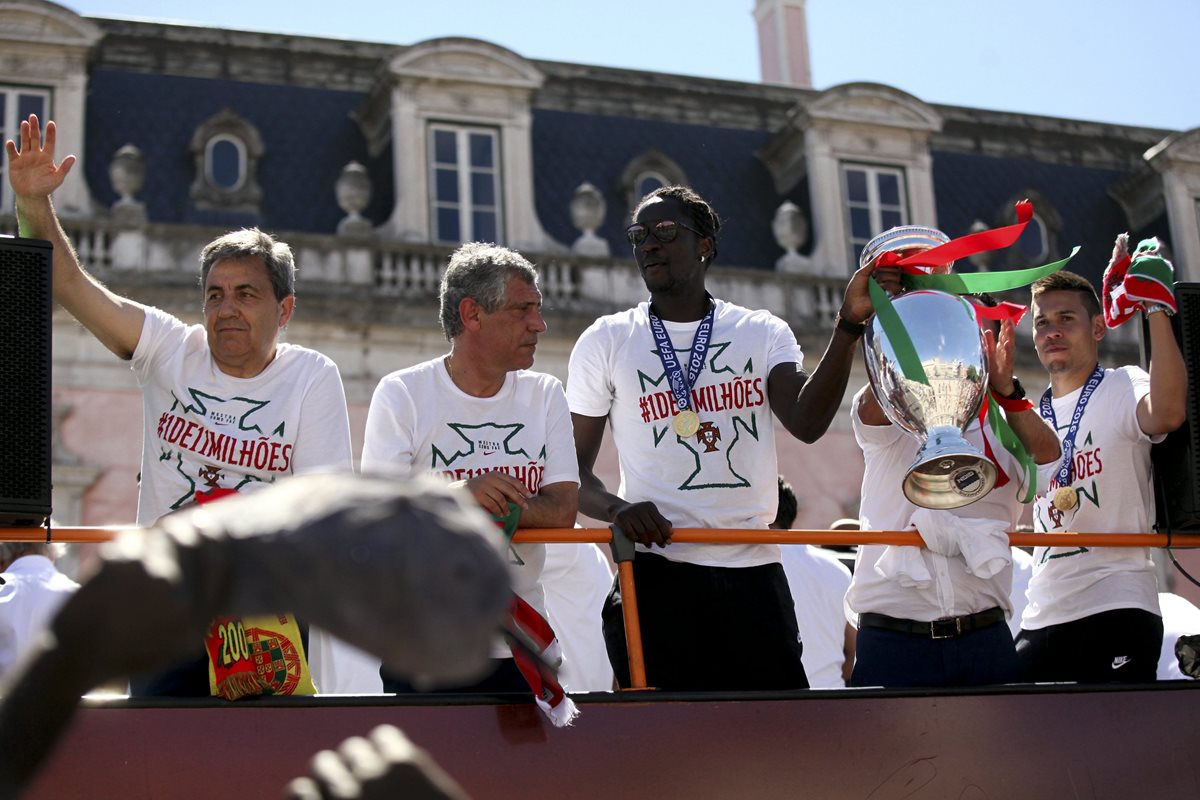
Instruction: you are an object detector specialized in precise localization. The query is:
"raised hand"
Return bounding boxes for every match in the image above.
[840,262,902,325]
[5,114,76,199]
[985,318,1017,396]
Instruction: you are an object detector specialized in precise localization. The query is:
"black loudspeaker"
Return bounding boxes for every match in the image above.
[1149,282,1200,531]
[0,236,52,527]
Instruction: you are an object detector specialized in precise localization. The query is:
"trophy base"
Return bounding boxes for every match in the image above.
[904,431,998,510]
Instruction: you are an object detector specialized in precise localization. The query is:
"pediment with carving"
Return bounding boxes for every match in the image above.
[1145,128,1200,169]
[388,37,543,91]
[0,0,102,48]
[804,82,941,133]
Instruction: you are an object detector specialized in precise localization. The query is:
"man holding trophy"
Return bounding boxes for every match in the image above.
[1016,241,1187,684]
[845,225,1061,689]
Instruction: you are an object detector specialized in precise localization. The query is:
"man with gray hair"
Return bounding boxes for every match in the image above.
[362,242,579,722]
[7,115,353,695]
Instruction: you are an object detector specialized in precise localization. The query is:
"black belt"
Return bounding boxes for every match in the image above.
[859,607,1007,640]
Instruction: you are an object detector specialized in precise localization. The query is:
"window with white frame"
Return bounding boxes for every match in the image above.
[842,164,908,266]
[429,124,502,244]
[0,86,50,212]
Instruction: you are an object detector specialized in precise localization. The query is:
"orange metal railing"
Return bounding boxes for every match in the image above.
[5,525,1200,691]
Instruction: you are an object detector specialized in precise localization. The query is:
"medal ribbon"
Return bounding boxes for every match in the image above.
[1038,364,1105,490]
[647,299,716,416]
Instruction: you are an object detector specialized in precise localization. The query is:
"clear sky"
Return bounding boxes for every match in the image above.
[66,0,1199,131]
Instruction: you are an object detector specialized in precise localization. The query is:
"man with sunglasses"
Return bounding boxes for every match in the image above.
[566,184,880,691]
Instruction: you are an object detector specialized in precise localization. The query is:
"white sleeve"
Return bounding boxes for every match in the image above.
[130,305,183,384]
[565,322,615,418]
[1122,366,1164,444]
[850,386,906,451]
[361,375,418,477]
[542,380,580,487]
[763,312,805,372]
[290,359,353,475]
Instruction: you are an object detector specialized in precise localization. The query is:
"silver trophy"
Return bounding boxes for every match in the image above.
[861,226,996,509]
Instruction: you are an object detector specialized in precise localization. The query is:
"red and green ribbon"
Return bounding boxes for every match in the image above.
[901,247,1080,294]
[875,200,1034,274]
[984,394,1037,503]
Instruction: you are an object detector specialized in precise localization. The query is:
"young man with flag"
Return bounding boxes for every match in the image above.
[1017,240,1187,683]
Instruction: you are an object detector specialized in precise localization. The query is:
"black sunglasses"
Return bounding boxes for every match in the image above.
[625,220,705,247]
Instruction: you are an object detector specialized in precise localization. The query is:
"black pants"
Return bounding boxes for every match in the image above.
[602,552,809,692]
[1016,608,1163,684]
[851,615,1020,688]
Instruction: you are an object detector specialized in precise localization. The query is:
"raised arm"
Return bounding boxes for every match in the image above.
[768,260,887,442]
[1136,310,1188,436]
[6,114,144,359]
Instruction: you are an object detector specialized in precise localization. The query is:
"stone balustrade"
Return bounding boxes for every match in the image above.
[0,212,1140,354]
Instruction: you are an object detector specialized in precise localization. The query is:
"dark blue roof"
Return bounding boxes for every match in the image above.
[84,69,393,233]
[532,109,807,269]
[932,150,1130,287]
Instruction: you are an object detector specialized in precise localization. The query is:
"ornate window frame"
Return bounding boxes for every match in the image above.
[189,109,263,213]
[618,148,687,218]
[797,83,942,275]
[355,38,561,251]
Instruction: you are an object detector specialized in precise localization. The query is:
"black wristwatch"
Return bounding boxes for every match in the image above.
[1000,377,1026,401]
[835,314,867,338]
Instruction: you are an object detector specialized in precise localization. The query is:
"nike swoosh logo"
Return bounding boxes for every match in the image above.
[1112,656,1131,669]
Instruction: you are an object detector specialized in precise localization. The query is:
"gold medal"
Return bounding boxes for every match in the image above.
[1052,486,1078,512]
[673,409,700,438]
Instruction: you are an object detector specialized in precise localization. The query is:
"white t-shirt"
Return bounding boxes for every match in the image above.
[132,306,354,525]
[361,357,579,632]
[781,545,852,688]
[542,542,615,693]
[1157,592,1200,680]
[1008,548,1034,637]
[566,299,803,568]
[0,555,80,679]
[1023,366,1162,630]
[846,386,1027,622]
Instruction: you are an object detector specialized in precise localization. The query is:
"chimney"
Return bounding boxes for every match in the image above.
[754,0,813,88]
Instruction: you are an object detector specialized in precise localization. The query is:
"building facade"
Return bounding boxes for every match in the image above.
[2,0,1197,533]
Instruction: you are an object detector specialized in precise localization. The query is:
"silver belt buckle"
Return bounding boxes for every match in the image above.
[930,616,963,639]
